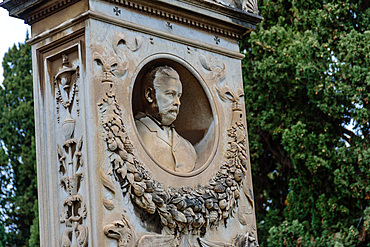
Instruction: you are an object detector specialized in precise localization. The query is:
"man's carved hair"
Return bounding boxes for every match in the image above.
[141,66,180,108]
[142,65,180,91]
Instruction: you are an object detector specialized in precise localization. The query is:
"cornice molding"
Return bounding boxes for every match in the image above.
[25,0,80,24]
[110,0,242,39]
[28,10,245,60]
[101,0,262,39]
[0,0,45,18]
[3,0,262,38]
[0,0,80,22]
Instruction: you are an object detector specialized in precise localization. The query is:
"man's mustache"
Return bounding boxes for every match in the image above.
[164,106,179,113]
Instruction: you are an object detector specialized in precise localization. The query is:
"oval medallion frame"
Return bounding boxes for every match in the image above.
[130,54,220,177]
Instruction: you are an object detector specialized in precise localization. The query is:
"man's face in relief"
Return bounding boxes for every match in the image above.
[154,76,182,126]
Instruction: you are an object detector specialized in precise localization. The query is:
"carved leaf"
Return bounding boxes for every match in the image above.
[199,53,212,71]
[160,215,168,226]
[130,36,143,51]
[132,182,146,196]
[107,56,127,78]
[77,136,83,151]
[236,88,244,99]
[78,203,88,219]
[57,144,67,174]
[113,32,142,53]
[117,166,128,178]
[60,177,68,190]
[57,144,63,157]
[127,173,135,184]
[143,195,156,214]
[167,205,187,223]
[103,198,115,211]
[100,168,116,193]
[61,228,72,247]
[238,206,251,226]
[76,225,88,246]
[243,185,255,209]
[199,52,226,82]
[126,162,137,173]
[93,52,106,71]
[60,210,68,223]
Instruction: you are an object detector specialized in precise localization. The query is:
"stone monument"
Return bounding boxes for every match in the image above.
[1,0,263,246]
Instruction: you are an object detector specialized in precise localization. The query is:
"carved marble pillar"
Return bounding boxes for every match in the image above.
[1,0,263,246]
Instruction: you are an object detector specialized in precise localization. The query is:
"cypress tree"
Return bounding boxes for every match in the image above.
[241,0,370,246]
[0,37,39,246]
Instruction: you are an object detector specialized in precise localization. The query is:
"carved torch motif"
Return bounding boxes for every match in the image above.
[55,54,80,124]
[55,53,88,247]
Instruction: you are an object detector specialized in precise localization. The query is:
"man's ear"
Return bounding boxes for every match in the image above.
[145,87,154,103]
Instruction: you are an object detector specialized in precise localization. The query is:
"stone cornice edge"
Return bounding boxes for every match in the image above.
[27,10,245,60]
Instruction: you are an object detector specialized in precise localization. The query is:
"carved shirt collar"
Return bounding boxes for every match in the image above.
[135,112,175,130]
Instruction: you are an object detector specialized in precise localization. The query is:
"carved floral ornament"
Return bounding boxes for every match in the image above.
[95,33,257,246]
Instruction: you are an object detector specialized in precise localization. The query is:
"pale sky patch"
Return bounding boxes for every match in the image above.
[0,8,30,85]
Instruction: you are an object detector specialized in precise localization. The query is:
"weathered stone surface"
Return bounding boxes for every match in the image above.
[1,0,262,245]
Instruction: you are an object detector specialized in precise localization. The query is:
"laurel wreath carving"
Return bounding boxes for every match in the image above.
[98,89,248,236]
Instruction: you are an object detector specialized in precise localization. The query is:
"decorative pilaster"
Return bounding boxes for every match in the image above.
[55,54,88,247]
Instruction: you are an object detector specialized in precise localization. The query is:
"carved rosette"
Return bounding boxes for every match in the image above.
[55,54,88,247]
[96,33,257,246]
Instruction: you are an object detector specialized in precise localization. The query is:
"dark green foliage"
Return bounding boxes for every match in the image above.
[28,200,39,247]
[241,0,370,246]
[0,223,7,247]
[0,38,39,245]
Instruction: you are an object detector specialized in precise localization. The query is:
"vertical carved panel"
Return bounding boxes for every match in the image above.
[48,46,88,246]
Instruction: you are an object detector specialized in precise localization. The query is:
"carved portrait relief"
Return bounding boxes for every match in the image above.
[95,31,256,246]
[132,58,217,176]
[135,66,197,173]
